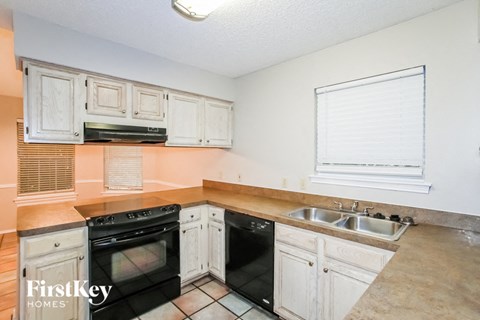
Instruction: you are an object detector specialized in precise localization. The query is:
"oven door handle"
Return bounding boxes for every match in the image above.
[92,224,179,248]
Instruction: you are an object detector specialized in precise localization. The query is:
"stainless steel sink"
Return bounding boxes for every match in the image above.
[288,207,344,224]
[334,216,408,241]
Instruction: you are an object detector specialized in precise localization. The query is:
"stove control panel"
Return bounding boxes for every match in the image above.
[90,204,181,227]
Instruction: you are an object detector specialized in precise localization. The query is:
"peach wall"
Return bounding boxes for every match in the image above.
[0,28,22,97]
[0,95,23,232]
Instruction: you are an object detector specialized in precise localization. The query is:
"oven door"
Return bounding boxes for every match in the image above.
[90,222,180,310]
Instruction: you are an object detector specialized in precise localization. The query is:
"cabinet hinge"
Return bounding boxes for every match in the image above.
[24,67,28,76]
[85,102,88,110]
[25,126,29,135]
[201,264,203,270]
[23,268,26,278]
[166,94,169,100]
[85,79,88,87]
[201,224,203,230]
[163,112,166,118]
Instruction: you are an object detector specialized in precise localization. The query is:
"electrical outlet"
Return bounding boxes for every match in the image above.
[300,178,306,190]
[281,178,287,188]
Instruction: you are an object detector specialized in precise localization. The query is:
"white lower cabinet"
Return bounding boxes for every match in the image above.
[207,206,225,281]
[274,242,318,320]
[274,223,394,320]
[180,206,208,283]
[19,227,88,320]
[322,258,375,320]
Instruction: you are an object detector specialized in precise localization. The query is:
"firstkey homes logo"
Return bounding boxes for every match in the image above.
[27,280,112,309]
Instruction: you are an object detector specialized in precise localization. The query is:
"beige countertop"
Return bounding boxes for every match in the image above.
[16,186,480,319]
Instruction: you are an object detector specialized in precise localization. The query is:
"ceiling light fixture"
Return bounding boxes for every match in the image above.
[172,0,225,20]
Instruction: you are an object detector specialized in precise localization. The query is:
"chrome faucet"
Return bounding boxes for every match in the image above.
[351,201,359,212]
[333,201,343,211]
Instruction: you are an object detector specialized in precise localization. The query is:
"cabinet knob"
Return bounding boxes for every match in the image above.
[190,215,194,218]
[74,132,79,136]
[122,110,126,113]
[212,213,216,216]
[206,140,210,143]
[79,255,85,261]
[218,228,222,232]
[134,111,139,115]
[54,242,60,248]
[309,262,314,267]
[182,230,186,234]
[199,139,203,143]
[323,268,329,273]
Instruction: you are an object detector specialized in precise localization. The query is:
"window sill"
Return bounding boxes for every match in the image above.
[15,192,78,207]
[101,190,144,195]
[310,173,431,194]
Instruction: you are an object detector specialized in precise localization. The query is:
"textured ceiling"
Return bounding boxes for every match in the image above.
[0,0,462,78]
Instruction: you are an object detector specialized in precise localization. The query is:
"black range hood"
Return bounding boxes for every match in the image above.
[84,122,167,144]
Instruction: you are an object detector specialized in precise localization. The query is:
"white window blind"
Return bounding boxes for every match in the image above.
[313,66,430,193]
[104,146,143,191]
[17,121,75,196]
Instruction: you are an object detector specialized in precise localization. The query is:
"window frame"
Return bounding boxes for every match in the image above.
[310,66,431,193]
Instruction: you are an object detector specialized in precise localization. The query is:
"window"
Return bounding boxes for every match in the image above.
[104,146,143,191]
[312,66,431,193]
[17,121,75,196]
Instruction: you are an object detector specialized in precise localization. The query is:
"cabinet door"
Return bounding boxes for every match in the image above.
[87,76,127,117]
[24,248,87,320]
[132,85,166,121]
[322,258,375,320]
[274,243,317,320]
[208,220,225,281]
[167,93,203,146]
[24,64,83,143]
[180,221,205,282]
[204,99,233,147]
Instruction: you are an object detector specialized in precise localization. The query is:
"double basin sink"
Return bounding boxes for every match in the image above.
[287,207,408,241]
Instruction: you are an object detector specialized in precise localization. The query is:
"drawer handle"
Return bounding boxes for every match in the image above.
[74,132,79,136]
[309,262,314,267]
[122,110,126,113]
[79,255,85,261]
[323,268,329,273]
[54,242,61,248]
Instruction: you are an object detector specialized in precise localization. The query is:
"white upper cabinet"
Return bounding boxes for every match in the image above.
[132,84,166,121]
[22,60,232,145]
[167,92,233,148]
[204,99,233,147]
[23,62,84,143]
[86,76,127,117]
[167,92,204,146]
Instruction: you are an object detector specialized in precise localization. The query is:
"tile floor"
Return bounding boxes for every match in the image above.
[0,232,18,320]
[138,276,279,320]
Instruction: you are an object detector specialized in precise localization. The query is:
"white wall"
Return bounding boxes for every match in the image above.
[212,0,480,216]
[13,13,235,101]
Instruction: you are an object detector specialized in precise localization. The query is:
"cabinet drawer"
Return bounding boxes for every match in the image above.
[208,206,224,221]
[180,207,202,223]
[324,238,391,273]
[276,224,318,253]
[24,228,86,259]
